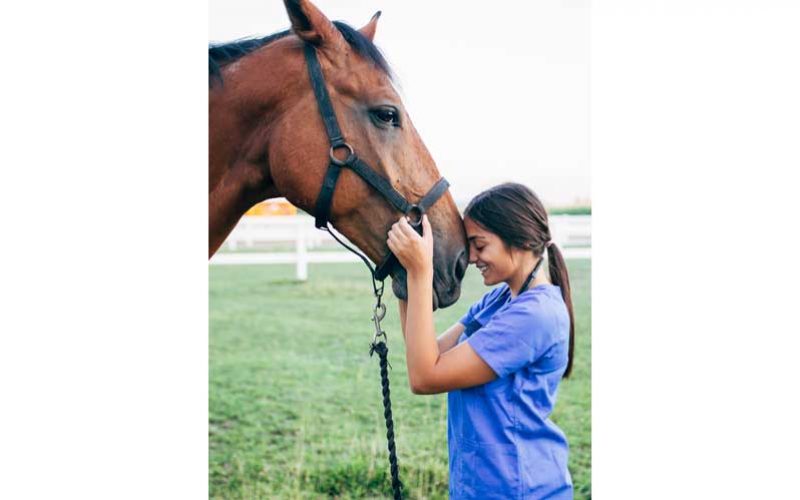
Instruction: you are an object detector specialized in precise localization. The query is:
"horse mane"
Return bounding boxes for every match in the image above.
[209,21,393,86]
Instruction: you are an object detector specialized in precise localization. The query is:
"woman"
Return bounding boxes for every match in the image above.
[387,182,575,499]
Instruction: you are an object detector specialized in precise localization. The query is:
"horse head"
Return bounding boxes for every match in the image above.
[209,0,468,309]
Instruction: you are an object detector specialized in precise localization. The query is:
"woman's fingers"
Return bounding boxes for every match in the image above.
[387,214,434,274]
[387,225,411,266]
[390,214,432,248]
[398,215,421,238]
[393,217,410,239]
[387,227,406,252]
[389,222,406,244]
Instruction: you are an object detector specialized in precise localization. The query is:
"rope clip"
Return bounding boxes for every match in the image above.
[371,302,387,346]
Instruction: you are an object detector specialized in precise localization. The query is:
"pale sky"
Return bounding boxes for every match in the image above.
[210,0,590,207]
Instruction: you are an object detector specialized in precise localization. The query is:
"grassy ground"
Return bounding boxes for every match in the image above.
[210,260,591,499]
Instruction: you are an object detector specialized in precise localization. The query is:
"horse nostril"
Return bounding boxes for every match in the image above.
[453,249,468,281]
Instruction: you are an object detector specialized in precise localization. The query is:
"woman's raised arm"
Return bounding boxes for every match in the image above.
[398,300,465,354]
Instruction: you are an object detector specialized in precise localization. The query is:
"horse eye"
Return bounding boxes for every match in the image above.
[371,107,400,127]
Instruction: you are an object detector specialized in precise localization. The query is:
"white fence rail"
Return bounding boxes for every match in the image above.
[210,215,591,279]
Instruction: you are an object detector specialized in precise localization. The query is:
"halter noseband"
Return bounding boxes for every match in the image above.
[304,44,450,281]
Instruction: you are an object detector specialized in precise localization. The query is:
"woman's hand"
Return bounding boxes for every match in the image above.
[386,214,433,278]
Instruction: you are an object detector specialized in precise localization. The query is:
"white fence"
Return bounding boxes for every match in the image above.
[210,215,591,279]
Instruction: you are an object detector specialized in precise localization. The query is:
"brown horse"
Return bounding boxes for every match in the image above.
[209,0,468,308]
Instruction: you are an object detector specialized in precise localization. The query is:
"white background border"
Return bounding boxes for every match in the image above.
[1,1,799,498]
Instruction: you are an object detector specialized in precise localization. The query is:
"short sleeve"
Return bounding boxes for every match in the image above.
[459,286,506,328]
[466,299,556,378]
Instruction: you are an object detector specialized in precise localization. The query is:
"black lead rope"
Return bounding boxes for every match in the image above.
[368,291,404,500]
[321,224,384,298]
[369,342,402,499]
[325,223,403,499]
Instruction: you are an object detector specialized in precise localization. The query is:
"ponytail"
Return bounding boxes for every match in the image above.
[547,243,575,379]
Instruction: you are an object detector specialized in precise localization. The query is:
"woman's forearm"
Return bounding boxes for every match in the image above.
[403,270,439,390]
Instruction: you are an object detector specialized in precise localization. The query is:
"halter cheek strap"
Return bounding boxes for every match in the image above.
[304,43,450,282]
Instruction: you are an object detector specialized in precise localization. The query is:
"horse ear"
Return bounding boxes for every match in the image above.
[283,0,346,49]
[359,11,381,42]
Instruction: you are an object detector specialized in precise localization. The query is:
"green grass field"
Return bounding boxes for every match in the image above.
[210,260,591,499]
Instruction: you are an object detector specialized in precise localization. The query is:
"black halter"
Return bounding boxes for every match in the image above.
[303,44,450,282]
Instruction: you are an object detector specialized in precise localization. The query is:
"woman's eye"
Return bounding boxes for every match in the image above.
[371,107,400,127]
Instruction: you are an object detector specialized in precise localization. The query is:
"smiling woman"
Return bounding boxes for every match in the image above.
[389,182,576,499]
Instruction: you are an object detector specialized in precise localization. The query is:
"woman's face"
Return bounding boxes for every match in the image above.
[464,216,519,286]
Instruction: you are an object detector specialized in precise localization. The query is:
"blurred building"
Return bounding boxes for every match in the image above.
[245,198,297,216]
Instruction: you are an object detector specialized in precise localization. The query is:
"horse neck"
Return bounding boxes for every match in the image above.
[208,52,288,257]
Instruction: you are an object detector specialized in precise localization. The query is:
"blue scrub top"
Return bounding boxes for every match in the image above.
[448,283,573,499]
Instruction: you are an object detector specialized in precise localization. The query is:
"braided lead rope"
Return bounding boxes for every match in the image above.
[369,340,403,499]
[368,288,403,499]
[321,221,402,498]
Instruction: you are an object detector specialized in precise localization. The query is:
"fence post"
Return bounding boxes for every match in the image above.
[245,219,254,248]
[296,219,308,281]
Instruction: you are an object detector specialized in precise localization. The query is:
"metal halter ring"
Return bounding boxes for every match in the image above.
[329,143,356,166]
[405,204,424,228]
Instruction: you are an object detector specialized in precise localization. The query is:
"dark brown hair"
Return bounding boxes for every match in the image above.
[464,182,575,378]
